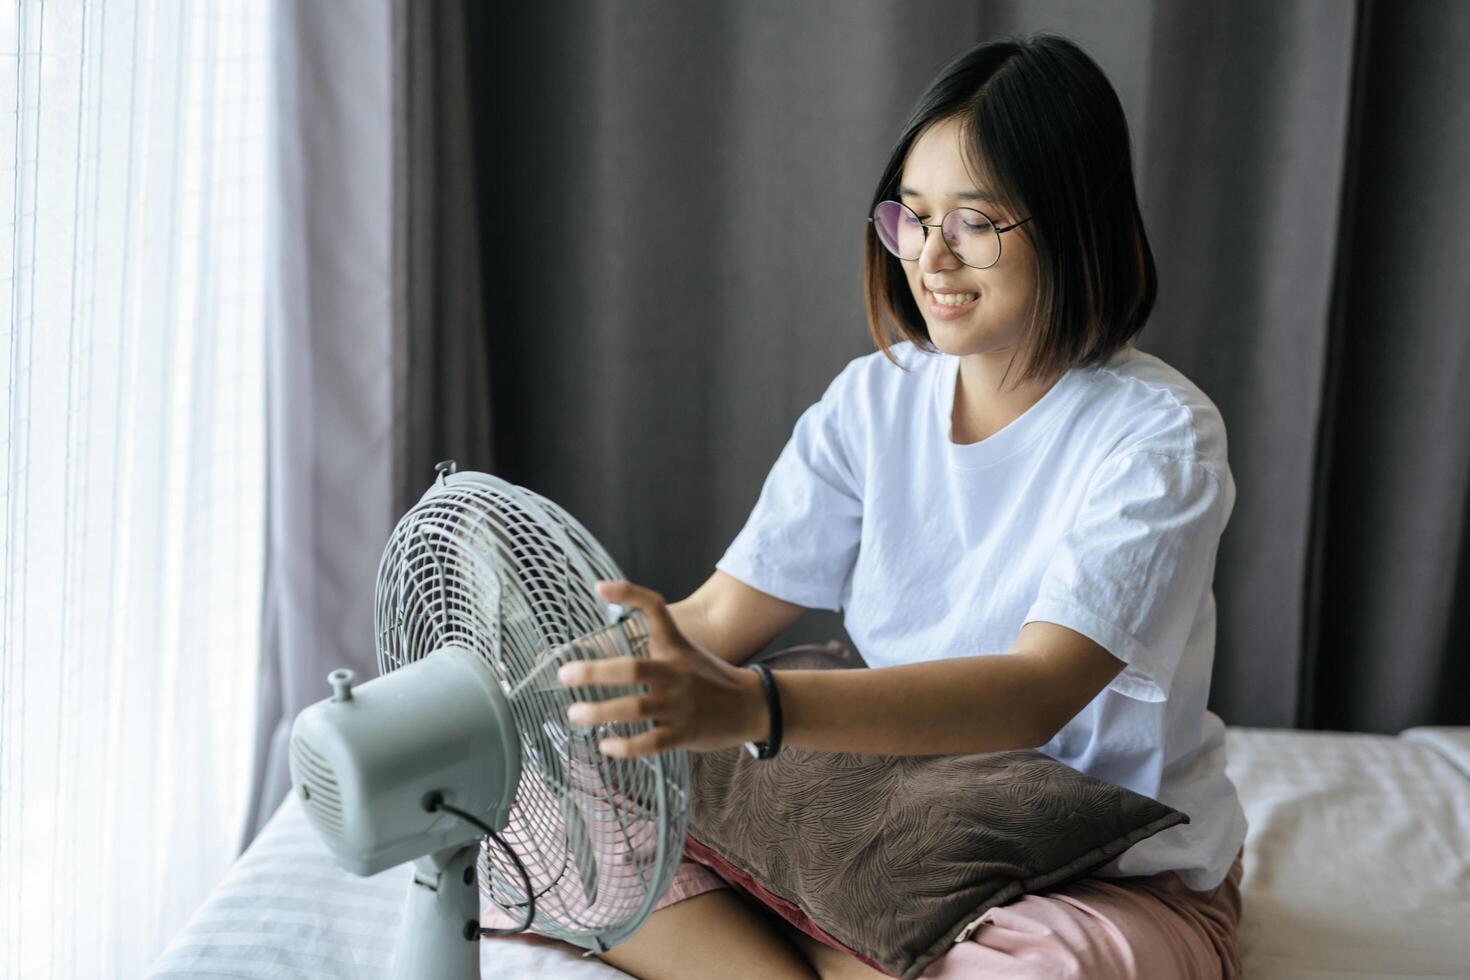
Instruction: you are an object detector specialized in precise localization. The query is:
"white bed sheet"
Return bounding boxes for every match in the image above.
[145,791,630,979]
[1225,726,1470,979]
[150,726,1470,979]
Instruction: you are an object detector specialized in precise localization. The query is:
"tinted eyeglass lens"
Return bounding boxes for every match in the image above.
[943,208,999,268]
[871,201,924,259]
[871,201,999,268]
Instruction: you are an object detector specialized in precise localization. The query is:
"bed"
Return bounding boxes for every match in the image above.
[147,725,1470,979]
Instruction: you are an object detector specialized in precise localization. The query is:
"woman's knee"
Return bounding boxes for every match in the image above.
[598,889,818,980]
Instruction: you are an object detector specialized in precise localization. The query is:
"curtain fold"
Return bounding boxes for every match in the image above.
[243,0,494,847]
[242,0,395,844]
[1307,0,1470,732]
[392,0,495,513]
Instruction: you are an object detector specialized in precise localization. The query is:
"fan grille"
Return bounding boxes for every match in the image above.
[374,474,689,944]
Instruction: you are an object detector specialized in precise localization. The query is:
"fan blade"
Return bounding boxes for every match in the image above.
[536,723,571,797]
[561,794,600,906]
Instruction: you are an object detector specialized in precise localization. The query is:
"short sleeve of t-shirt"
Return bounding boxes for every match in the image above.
[715,365,863,612]
[1023,449,1233,703]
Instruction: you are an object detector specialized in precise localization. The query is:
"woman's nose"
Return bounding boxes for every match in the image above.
[917,225,960,274]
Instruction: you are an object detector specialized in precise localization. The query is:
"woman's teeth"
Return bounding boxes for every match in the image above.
[933,292,978,306]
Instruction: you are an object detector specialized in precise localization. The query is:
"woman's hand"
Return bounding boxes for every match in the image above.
[557,579,768,759]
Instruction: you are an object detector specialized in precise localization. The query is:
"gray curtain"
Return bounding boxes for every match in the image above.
[245,0,1469,848]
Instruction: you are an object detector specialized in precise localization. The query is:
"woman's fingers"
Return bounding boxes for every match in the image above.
[558,579,705,758]
[565,688,682,760]
[594,579,679,645]
[596,726,674,759]
[558,653,677,688]
[567,692,673,727]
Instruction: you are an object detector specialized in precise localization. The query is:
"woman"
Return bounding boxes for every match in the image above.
[499,32,1247,979]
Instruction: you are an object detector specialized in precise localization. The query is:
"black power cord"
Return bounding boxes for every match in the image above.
[422,791,536,937]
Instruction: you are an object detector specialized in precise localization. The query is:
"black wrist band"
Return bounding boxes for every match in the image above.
[744,663,783,760]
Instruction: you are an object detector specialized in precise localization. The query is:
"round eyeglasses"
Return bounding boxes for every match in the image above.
[868,200,1032,270]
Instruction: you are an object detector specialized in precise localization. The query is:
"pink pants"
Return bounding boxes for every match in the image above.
[485,847,1245,979]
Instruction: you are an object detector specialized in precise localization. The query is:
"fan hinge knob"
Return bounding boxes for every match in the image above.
[328,668,355,702]
[435,459,458,483]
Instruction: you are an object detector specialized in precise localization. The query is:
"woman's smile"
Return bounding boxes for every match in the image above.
[926,287,980,319]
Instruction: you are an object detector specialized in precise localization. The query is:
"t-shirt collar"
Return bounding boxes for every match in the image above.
[933,351,1093,469]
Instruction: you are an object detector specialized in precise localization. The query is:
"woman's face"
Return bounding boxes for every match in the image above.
[897,116,1037,359]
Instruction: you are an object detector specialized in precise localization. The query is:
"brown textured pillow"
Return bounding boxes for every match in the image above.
[685,640,1188,980]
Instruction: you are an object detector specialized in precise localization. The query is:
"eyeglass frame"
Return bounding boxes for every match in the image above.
[867,200,1033,270]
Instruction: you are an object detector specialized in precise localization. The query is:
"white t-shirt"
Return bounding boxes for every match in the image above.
[715,339,1249,893]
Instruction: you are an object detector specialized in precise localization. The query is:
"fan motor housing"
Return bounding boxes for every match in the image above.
[288,645,522,876]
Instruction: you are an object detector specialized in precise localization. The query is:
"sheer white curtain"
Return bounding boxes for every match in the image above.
[0,1,268,976]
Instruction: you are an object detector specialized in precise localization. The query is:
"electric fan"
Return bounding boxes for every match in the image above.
[287,461,690,979]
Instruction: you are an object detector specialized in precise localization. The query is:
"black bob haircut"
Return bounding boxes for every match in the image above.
[863,34,1157,388]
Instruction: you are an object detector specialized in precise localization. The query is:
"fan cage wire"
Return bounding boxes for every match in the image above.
[373,474,689,943]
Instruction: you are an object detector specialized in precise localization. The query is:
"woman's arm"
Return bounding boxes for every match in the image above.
[565,580,1123,759]
[753,621,1126,756]
[666,570,806,668]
